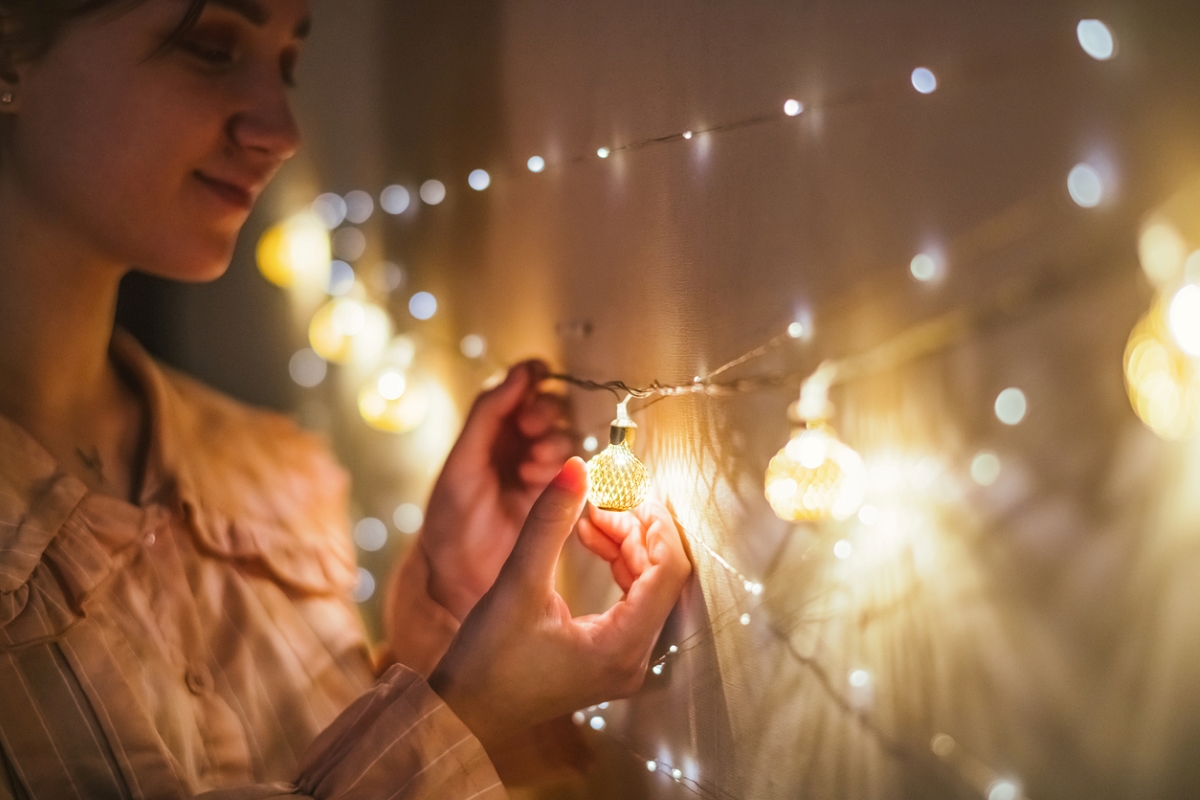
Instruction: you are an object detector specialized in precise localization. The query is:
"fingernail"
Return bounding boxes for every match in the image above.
[552,457,588,493]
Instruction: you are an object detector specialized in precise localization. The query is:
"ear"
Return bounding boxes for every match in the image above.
[0,11,27,113]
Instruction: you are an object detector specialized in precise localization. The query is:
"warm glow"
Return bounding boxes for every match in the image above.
[910,253,938,282]
[597,147,610,159]
[309,299,392,364]
[256,213,332,290]
[783,99,803,116]
[358,378,431,434]
[460,334,486,359]
[1169,285,1200,356]
[765,423,867,522]
[1125,299,1200,440]
[1139,222,1187,287]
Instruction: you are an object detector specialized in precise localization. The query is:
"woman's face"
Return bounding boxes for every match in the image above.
[2,0,309,282]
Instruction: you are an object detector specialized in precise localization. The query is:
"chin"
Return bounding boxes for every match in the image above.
[136,235,238,284]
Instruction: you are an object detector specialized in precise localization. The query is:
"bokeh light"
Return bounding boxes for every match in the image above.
[332,227,367,262]
[288,348,327,388]
[987,779,1021,800]
[343,190,374,224]
[970,451,1001,486]
[419,180,446,205]
[377,261,406,293]
[256,213,332,290]
[1126,298,1200,440]
[911,67,937,94]
[380,185,411,215]
[910,253,939,282]
[1067,163,1104,208]
[1139,221,1187,287]
[834,540,853,559]
[393,503,424,534]
[311,193,347,229]
[597,147,610,159]
[783,99,803,116]
[995,388,1028,425]
[309,299,392,364]
[460,334,486,359]
[765,424,867,521]
[353,517,388,552]
[582,435,599,453]
[327,260,355,296]
[359,377,430,434]
[468,169,491,191]
[527,155,545,173]
[409,291,438,320]
[1076,19,1115,60]
[351,568,375,603]
[1169,285,1200,356]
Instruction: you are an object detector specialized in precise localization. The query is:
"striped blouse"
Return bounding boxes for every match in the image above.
[0,331,506,799]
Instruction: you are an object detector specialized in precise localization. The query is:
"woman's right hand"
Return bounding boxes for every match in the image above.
[427,457,692,753]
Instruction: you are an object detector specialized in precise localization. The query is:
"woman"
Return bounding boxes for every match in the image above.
[0,0,692,797]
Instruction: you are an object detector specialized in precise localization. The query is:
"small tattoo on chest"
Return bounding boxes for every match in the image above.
[76,446,105,481]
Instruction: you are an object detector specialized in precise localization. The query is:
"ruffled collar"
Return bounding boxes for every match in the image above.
[0,329,356,649]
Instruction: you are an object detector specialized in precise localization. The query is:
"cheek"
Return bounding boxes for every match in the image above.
[13,61,240,279]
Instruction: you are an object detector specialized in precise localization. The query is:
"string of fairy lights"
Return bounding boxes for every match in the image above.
[249,16,1200,799]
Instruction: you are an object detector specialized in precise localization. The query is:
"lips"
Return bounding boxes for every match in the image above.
[194,171,257,211]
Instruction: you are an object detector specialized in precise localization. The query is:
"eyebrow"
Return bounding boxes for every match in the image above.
[206,0,312,39]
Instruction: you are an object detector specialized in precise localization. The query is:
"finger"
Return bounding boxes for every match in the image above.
[517,393,570,438]
[610,559,635,594]
[451,361,546,463]
[592,511,691,648]
[575,517,622,562]
[586,504,644,545]
[498,458,590,597]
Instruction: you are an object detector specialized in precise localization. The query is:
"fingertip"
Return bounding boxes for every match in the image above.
[552,456,589,495]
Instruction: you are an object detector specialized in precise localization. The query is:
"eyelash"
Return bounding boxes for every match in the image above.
[179,38,298,88]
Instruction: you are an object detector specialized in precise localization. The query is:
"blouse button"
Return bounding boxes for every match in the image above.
[184,662,214,696]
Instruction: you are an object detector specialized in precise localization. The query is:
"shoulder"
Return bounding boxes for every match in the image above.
[152,361,357,596]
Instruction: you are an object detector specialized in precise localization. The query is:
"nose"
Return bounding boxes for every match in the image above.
[227,69,301,163]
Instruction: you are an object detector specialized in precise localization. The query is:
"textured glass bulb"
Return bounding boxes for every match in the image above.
[586,402,649,511]
[765,422,866,522]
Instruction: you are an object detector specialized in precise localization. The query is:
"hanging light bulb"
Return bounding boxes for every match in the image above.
[765,363,867,522]
[586,398,650,511]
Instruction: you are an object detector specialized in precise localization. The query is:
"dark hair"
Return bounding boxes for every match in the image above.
[0,0,208,76]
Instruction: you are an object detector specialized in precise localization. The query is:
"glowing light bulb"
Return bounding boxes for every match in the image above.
[833,539,853,559]
[739,613,751,625]
[586,400,649,511]
[765,422,867,522]
[527,155,545,173]
[848,669,870,688]
[988,780,1020,800]
[652,663,664,675]
[646,761,658,772]
[788,322,805,338]
[783,99,803,116]
[911,67,937,94]
[589,716,605,731]
[682,131,693,139]
[309,299,392,364]
[910,253,938,282]
[597,147,610,159]
[377,370,407,400]
[256,213,332,290]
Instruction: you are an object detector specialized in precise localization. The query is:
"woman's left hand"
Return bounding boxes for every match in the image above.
[411,360,574,621]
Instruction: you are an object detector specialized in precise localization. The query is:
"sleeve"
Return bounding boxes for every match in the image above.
[377,541,462,678]
[196,665,507,800]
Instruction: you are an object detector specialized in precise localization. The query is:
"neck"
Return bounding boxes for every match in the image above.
[0,174,143,499]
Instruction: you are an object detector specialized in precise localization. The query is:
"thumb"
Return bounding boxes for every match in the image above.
[452,360,545,462]
[498,457,589,596]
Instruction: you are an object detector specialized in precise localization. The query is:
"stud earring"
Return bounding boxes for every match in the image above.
[0,91,12,104]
